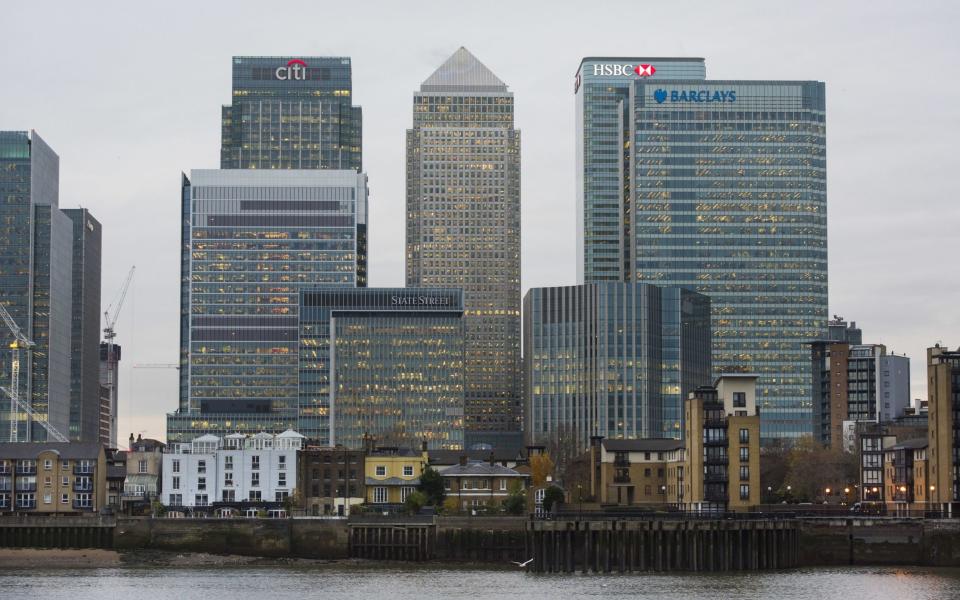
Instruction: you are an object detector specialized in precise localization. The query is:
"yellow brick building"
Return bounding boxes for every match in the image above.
[364,446,428,506]
[0,442,107,514]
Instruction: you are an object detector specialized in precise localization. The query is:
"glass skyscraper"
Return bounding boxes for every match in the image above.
[299,288,464,449]
[62,209,102,443]
[221,56,362,172]
[0,130,72,442]
[523,283,711,447]
[405,48,521,449]
[576,58,828,441]
[169,170,368,442]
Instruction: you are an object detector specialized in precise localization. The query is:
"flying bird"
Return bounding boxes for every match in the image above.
[510,558,534,568]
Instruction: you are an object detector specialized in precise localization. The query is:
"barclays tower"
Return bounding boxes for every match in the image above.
[575,58,827,441]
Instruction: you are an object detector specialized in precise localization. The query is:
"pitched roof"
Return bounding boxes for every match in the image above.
[421,47,508,93]
[0,442,104,460]
[889,438,928,451]
[365,476,421,486]
[601,438,685,453]
[439,461,528,477]
[428,449,519,466]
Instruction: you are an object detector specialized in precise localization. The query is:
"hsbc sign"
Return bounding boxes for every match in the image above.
[276,59,308,80]
[591,63,657,77]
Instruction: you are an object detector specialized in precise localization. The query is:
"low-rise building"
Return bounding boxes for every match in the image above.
[161,430,304,515]
[122,434,164,514]
[883,438,931,515]
[587,438,685,506]
[298,444,365,516]
[928,345,960,515]
[0,442,107,515]
[678,375,761,512]
[440,457,529,512]
[106,448,126,509]
[364,446,428,509]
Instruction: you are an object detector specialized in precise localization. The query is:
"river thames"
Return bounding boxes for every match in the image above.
[3,566,960,599]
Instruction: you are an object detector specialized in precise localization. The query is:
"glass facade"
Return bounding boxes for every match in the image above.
[0,131,71,442]
[576,59,828,441]
[523,283,711,448]
[221,56,362,172]
[299,288,464,449]
[406,48,521,449]
[63,209,102,443]
[168,170,368,443]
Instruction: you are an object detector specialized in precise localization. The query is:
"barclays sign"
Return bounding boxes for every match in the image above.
[653,89,737,104]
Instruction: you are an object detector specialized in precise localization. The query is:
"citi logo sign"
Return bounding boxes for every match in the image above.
[591,63,656,77]
[275,59,308,81]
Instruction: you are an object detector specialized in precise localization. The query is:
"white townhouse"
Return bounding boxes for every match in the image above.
[162,430,304,510]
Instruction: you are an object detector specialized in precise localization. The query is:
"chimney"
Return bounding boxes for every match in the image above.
[421,440,428,453]
[459,455,467,467]
[488,451,496,467]
[129,433,135,448]
[137,433,143,442]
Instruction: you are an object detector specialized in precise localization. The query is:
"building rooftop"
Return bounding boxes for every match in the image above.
[421,47,507,93]
[600,439,685,453]
[428,449,520,466]
[0,442,104,459]
[440,461,528,477]
[888,438,929,451]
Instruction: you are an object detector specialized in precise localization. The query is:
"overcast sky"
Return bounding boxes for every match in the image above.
[2,0,958,444]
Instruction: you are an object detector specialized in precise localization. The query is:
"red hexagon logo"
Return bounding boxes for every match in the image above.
[634,64,656,77]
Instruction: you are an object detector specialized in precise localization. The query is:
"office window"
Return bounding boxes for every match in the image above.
[403,465,414,477]
[733,392,746,408]
[739,447,749,462]
[375,465,386,477]
[739,429,749,444]
[740,484,750,500]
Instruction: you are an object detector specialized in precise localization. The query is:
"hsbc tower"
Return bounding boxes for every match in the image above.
[574,57,827,442]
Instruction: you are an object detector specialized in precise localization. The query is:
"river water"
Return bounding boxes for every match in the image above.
[0,566,960,600]
[3,566,960,600]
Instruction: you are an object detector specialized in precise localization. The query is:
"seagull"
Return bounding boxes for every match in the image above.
[510,558,534,568]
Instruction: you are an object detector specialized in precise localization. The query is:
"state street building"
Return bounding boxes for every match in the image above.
[575,57,827,441]
[299,288,465,450]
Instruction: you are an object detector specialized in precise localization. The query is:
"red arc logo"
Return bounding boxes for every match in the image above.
[287,59,307,67]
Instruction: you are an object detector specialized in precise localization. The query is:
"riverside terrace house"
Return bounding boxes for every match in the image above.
[298,444,365,516]
[440,457,529,512]
[161,430,304,515]
[677,375,761,512]
[106,448,126,509]
[588,438,685,506]
[122,434,165,514]
[883,438,933,515]
[364,446,428,508]
[927,345,960,515]
[0,443,107,514]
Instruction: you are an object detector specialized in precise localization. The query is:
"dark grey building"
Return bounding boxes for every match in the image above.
[405,48,521,450]
[575,57,828,441]
[221,56,362,172]
[63,209,102,443]
[168,170,368,443]
[523,283,711,448]
[299,288,465,450]
[0,130,71,442]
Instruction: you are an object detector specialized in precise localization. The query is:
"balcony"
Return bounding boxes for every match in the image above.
[704,472,728,483]
[74,482,94,492]
[16,500,36,510]
[0,465,10,475]
[72,502,93,510]
[15,466,36,476]
[613,457,630,467]
[704,491,728,504]
[17,483,37,492]
[704,456,729,465]
[705,419,728,429]
[74,465,94,475]
[613,474,631,484]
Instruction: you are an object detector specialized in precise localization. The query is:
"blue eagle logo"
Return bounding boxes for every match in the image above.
[653,89,667,104]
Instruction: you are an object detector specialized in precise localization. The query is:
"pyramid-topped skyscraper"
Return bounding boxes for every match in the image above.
[406,48,522,450]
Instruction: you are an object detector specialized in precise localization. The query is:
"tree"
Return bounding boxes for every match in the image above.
[760,440,790,503]
[405,491,428,514]
[781,436,859,502]
[442,497,460,514]
[418,467,445,506]
[529,454,555,487]
[503,481,526,515]
[541,486,565,513]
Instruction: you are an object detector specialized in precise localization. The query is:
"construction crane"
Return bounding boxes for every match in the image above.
[102,266,135,415]
[0,302,35,442]
[133,364,179,370]
[0,304,67,442]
